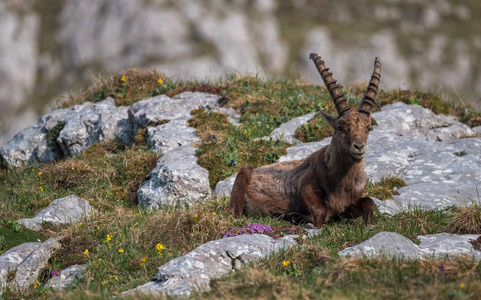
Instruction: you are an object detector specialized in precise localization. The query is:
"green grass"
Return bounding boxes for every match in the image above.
[0,220,44,254]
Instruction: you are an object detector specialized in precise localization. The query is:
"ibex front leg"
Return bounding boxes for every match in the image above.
[342,196,375,225]
[302,185,327,228]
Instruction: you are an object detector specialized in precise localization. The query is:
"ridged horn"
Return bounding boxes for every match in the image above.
[310,53,351,117]
[358,57,381,116]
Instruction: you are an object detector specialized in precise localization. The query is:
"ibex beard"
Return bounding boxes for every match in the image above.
[228,53,381,228]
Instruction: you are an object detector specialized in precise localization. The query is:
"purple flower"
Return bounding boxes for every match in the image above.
[230,159,235,165]
[211,134,216,139]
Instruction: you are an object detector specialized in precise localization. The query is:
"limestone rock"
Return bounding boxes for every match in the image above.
[137,146,211,209]
[0,242,41,293]
[339,232,421,259]
[57,98,129,157]
[10,238,62,293]
[44,264,86,291]
[372,102,474,141]
[146,119,200,154]
[339,232,481,261]
[212,173,237,198]
[268,112,317,143]
[122,234,297,297]
[16,195,94,231]
[418,233,481,260]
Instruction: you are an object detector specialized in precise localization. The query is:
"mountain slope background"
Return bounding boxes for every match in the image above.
[1,0,480,144]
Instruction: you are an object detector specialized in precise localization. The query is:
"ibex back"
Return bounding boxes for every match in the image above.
[228,53,381,228]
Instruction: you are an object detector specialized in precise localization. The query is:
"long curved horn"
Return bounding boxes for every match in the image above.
[310,53,351,117]
[358,57,381,116]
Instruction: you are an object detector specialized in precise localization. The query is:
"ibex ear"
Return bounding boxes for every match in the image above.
[319,110,337,129]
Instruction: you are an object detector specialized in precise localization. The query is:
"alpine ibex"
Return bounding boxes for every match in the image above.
[228,53,381,228]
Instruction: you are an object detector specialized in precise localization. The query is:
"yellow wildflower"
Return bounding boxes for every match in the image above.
[34,284,38,288]
[115,277,118,280]
[244,130,247,134]
[460,283,465,289]
[118,248,124,253]
[71,167,74,170]
[121,75,127,82]
[38,172,42,175]
[98,258,102,261]
[157,78,163,84]
[156,243,166,251]
[282,260,290,266]
[79,222,82,225]
[194,215,198,218]
[83,249,89,255]
[213,212,217,215]
[51,280,54,283]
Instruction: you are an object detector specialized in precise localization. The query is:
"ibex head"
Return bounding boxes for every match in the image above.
[310,53,381,160]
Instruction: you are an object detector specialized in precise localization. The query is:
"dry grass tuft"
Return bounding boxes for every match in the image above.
[447,204,481,234]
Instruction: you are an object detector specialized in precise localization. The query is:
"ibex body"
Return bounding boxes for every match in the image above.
[229,53,381,228]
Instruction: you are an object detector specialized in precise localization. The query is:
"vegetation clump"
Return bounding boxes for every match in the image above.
[365,176,406,200]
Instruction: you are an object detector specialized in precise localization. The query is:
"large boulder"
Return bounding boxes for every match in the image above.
[137,146,211,209]
[122,233,297,297]
[16,195,94,231]
[0,242,41,294]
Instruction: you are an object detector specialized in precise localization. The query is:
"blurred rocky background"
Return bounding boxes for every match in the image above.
[1,0,480,145]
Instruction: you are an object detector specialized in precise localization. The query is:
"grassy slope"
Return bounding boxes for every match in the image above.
[1,70,480,299]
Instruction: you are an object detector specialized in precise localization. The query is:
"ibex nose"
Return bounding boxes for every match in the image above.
[354,143,364,151]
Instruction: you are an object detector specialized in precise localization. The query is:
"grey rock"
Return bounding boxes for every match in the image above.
[146,119,200,154]
[123,92,219,149]
[0,108,71,168]
[137,146,211,209]
[44,264,86,291]
[372,102,474,141]
[0,242,41,293]
[11,238,62,293]
[268,112,317,143]
[472,126,481,136]
[57,98,129,157]
[122,234,297,297]
[277,138,331,162]
[339,232,421,259]
[212,173,237,198]
[418,233,481,260]
[16,195,94,231]
[339,232,481,261]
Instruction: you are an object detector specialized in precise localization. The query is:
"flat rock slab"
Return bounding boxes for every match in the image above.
[16,195,94,231]
[123,234,297,297]
[339,232,421,259]
[137,146,211,209]
[339,231,481,260]
[146,119,200,154]
[44,264,86,290]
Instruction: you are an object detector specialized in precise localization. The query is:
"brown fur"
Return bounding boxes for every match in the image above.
[228,54,380,228]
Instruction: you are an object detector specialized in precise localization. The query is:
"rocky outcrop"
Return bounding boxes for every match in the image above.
[16,195,94,231]
[267,112,317,143]
[0,238,61,294]
[0,92,220,169]
[339,232,481,260]
[44,264,86,291]
[137,146,211,209]
[123,233,297,297]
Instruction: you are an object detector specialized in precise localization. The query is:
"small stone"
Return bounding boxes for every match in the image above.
[16,195,94,231]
